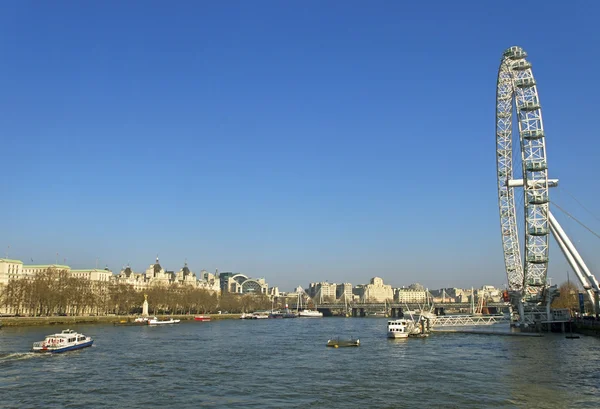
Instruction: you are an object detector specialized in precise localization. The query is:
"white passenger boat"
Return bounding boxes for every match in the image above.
[148,317,180,325]
[387,319,420,339]
[241,312,270,319]
[32,329,93,353]
[298,309,323,318]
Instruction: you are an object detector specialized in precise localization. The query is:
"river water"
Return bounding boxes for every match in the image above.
[1,318,599,408]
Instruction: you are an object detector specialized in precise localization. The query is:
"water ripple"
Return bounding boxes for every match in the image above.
[1,320,599,408]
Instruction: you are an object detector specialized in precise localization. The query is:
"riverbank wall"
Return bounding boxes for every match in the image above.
[575,321,600,337]
[0,314,241,327]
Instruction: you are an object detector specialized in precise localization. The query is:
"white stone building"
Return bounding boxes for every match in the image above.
[361,277,393,302]
[70,268,113,283]
[395,287,427,304]
[0,258,23,287]
[307,282,338,302]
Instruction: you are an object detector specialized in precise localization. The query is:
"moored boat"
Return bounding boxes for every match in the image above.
[387,318,425,338]
[367,311,388,318]
[387,319,411,338]
[327,337,360,347]
[298,309,323,318]
[241,312,269,319]
[148,317,180,325]
[114,317,149,326]
[32,329,93,353]
[194,315,211,322]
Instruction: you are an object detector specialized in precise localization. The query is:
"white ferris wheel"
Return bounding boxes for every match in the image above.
[495,46,600,323]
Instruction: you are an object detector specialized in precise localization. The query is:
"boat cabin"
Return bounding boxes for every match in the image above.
[388,319,409,332]
[45,330,87,344]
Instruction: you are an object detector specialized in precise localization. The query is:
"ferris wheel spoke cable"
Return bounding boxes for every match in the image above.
[551,202,600,241]
[559,187,600,224]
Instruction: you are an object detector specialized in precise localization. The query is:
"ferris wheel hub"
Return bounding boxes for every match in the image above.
[505,179,559,188]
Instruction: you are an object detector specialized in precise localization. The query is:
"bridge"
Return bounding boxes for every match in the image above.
[289,302,510,319]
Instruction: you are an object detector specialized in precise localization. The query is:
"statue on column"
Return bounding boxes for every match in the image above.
[142,294,149,317]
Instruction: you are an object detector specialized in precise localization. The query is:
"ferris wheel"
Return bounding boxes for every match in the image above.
[495,46,600,320]
[495,46,551,304]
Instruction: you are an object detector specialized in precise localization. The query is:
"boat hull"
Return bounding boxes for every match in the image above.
[114,322,148,326]
[387,332,409,339]
[327,339,360,347]
[298,310,323,318]
[149,320,180,325]
[194,316,211,322]
[33,340,94,354]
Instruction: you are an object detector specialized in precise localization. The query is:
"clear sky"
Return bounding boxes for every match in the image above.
[2,1,599,292]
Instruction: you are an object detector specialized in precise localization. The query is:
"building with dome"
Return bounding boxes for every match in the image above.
[112,257,222,293]
[145,256,173,284]
[114,264,148,291]
[175,262,196,285]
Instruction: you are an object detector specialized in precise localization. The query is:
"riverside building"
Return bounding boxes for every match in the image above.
[356,277,393,303]
[0,256,224,315]
[112,257,221,293]
[395,287,427,304]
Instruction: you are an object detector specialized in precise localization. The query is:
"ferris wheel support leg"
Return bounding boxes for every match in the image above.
[549,211,600,316]
[549,222,594,299]
[518,301,525,325]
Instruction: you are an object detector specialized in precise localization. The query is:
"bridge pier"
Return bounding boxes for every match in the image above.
[390,307,402,318]
[351,308,366,317]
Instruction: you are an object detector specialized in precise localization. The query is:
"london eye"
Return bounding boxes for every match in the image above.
[496,46,600,323]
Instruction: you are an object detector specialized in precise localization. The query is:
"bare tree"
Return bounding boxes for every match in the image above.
[552,281,580,315]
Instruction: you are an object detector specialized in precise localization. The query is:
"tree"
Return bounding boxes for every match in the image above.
[218,292,241,312]
[552,281,580,315]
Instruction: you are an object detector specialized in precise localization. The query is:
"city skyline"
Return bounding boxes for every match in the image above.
[0,252,541,293]
[2,2,599,292]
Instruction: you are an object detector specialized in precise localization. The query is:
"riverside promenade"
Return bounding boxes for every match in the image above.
[0,314,241,327]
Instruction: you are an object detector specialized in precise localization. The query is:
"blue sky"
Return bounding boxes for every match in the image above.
[2,1,599,291]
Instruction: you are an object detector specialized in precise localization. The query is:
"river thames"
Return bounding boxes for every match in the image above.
[1,318,599,408]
